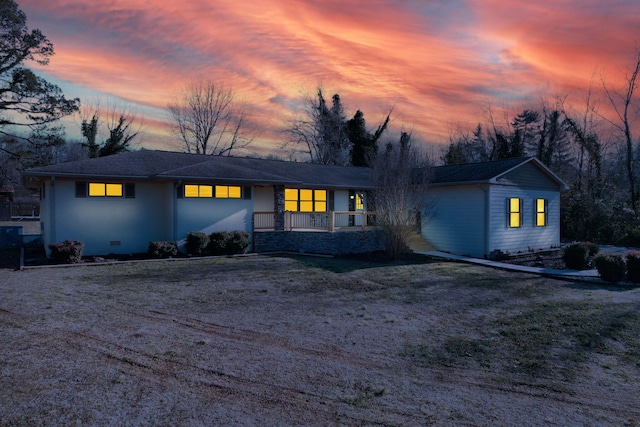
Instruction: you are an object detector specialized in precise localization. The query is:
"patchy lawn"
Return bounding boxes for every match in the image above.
[1,255,639,426]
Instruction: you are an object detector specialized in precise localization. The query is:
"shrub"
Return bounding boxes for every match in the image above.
[208,231,229,255]
[207,230,250,255]
[185,231,210,256]
[147,241,178,258]
[563,242,598,270]
[226,230,250,255]
[626,251,640,283]
[593,254,626,284]
[49,240,84,264]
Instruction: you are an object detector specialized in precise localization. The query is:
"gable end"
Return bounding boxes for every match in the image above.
[496,161,562,190]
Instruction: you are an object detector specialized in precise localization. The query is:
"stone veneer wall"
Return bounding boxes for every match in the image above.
[253,230,386,255]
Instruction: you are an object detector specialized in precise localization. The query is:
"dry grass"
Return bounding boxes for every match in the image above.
[1,254,639,426]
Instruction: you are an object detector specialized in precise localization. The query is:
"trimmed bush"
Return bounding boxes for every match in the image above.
[49,240,84,264]
[208,230,250,255]
[562,242,599,270]
[594,254,626,284]
[147,241,178,259]
[208,231,229,255]
[185,231,210,256]
[226,230,250,255]
[626,251,640,283]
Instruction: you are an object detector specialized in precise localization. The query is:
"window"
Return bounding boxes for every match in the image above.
[76,182,134,198]
[536,198,547,227]
[215,185,241,198]
[284,188,327,212]
[89,183,122,197]
[184,184,212,198]
[508,197,521,228]
[355,193,364,210]
[184,184,243,198]
[315,190,327,212]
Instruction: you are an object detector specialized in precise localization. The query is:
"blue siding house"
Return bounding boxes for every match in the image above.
[23,151,567,258]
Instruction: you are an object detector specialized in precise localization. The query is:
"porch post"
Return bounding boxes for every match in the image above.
[273,185,285,231]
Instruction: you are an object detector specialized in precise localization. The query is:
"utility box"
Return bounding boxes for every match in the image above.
[0,226,23,248]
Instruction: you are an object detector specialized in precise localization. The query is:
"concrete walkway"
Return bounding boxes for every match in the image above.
[422,250,601,282]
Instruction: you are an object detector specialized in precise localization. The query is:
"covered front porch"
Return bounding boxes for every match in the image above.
[250,185,384,255]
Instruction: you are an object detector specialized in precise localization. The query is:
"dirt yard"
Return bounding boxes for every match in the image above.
[1,254,639,426]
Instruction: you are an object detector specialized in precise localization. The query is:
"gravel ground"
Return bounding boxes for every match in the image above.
[1,254,639,426]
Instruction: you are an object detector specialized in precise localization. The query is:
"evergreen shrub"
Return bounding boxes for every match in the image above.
[562,242,598,270]
[208,230,250,255]
[208,231,229,255]
[626,251,640,283]
[593,254,626,284]
[225,230,250,254]
[185,231,210,256]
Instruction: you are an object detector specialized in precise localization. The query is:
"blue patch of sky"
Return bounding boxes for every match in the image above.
[404,0,477,37]
[30,70,168,142]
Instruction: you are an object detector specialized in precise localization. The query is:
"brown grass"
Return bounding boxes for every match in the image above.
[1,254,639,426]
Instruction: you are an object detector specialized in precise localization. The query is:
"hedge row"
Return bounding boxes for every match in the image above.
[563,242,640,284]
[185,230,250,256]
[48,230,250,264]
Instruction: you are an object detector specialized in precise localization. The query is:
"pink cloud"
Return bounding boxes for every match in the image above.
[16,0,640,154]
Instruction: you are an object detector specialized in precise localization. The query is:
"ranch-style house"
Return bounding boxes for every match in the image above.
[22,150,567,258]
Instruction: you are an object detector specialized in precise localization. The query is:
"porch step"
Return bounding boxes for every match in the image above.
[406,232,436,253]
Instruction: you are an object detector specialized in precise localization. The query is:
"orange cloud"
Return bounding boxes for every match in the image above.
[17,0,640,156]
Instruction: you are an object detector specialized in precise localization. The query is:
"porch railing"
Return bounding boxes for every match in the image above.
[253,211,377,232]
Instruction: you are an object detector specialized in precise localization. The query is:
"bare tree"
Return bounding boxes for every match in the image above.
[371,132,433,259]
[601,49,640,210]
[285,88,350,165]
[167,79,252,156]
[285,86,391,166]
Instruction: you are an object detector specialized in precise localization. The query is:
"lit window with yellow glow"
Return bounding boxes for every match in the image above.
[215,185,241,198]
[89,183,123,197]
[315,190,327,212]
[299,189,313,212]
[284,188,328,212]
[536,199,547,227]
[355,193,364,210]
[508,197,521,228]
[285,188,298,211]
[184,184,213,198]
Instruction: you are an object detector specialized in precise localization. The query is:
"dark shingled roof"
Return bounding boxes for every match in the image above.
[431,157,539,185]
[24,151,567,190]
[24,150,374,190]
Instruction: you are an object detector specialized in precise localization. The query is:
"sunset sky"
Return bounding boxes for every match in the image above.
[17,0,640,157]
